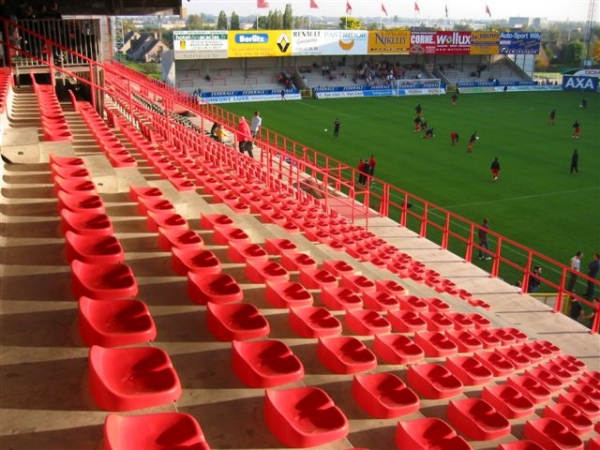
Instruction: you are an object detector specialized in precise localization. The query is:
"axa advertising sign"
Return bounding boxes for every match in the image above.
[562,75,599,92]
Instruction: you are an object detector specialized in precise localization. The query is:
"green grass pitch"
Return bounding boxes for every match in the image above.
[223,91,599,285]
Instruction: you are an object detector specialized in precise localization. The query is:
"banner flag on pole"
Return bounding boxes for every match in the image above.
[310,0,319,8]
[381,3,388,16]
[257,0,269,8]
[346,0,352,15]
[485,4,492,17]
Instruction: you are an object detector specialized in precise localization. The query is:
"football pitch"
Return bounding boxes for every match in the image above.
[223,91,599,284]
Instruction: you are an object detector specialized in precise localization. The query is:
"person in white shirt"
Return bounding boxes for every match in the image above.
[567,250,584,294]
[250,111,262,139]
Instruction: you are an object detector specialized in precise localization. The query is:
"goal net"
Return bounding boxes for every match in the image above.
[392,78,444,96]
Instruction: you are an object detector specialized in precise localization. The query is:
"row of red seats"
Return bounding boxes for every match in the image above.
[50,155,211,449]
[102,67,600,448]
[32,74,72,141]
[0,67,12,115]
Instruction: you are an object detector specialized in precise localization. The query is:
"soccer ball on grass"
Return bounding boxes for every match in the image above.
[324,128,328,132]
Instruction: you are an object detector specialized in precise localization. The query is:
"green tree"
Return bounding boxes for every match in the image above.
[283,4,293,29]
[187,14,205,30]
[230,12,240,30]
[122,19,136,33]
[161,29,174,48]
[339,16,362,30]
[592,39,600,63]
[563,40,584,65]
[294,16,308,29]
[217,11,228,29]
[257,16,269,29]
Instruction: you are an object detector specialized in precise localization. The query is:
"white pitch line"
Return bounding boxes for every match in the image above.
[443,186,599,209]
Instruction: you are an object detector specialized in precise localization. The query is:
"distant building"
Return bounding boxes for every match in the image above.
[530,17,548,29]
[508,17,530,28]
[125,31,169,63]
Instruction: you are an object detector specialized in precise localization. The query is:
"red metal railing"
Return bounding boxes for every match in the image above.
[2,16,597,333]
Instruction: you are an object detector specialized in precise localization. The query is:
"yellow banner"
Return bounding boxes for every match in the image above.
[470,31,499,55]
[228,31,292,58]
[367,30,410,54]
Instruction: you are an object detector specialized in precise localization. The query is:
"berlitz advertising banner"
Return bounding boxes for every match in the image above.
[228,31,292,58]
[434,31,471,55]
[499,32,541,54]
[173,31,228,60]
[367,30,410,54]
[470,31,499,55]
[409,32,436,55]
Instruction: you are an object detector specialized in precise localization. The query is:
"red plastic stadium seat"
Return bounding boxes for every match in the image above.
[447,312,476,330]
[280,250,318,271]
[71,260,138,301]
[264,387,349,448]
[171,247,221,276]
[103,412,210,450]
[468,313,493,329]
[320,286,363,311]
[200,213,234,230]
[414,331,458,357]
[88,345,182,411]
[64,231,124,264]
[137,197,175,215]
[52,164,91,180]
[157,227,204,252]
[53,175,97,195]
[525,367,564,393]
[495,347,532,370]
[78,296,156,348]
[187,272,243,305]
[474,350,516,376]
[395,417,472,450]
[206,302,269,341]
[524,418,583,450]
[543,403,593,435]
[244,259,289,283]
[128,185,164,202]
[264,237,298,255]
[420,311,454,332]
[299,267,338,289]
[422,297,451,313]
[146,211,189,233]
[227,241,269,264]
[340,273,376,294]
[541,361,578,383]
[387,310,427,333]
[568,380,600,402]
[352,373,420,419]
[447,398,511,440]
[317,336,377,374]
[49,154,85,169]
[445,355,494,386]
[590,438,600,450]
[471,328,503,349]
[58,191,105,215]
[557,391,600,418]
[60,209,114,236]
[482,384,535,419]
[373,333,424,365]
[265,281,313,308]
[498,441,545,450]
[345,309,392,335]
[288,306,342,338]
[407,363,464,399]
[507,375,553,404]
[397,295,429,312]
[322,259,355,277]
[362,290,400,312]
[231,339,304,388]
[444,329,484,353]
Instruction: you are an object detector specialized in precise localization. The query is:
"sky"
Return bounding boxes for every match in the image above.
[184,0,594,22]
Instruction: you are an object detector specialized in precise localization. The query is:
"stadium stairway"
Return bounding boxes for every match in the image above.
[1,81,600,450]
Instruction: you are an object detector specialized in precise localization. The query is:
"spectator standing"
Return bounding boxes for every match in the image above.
[250,111,262,139]
[477,218,491,260]
[357,159,365,185]
[333,118,341,138]
[368,154,376,177]
[548,109,556,125]
[528,266,542,293]
[280,89,285,100]
[467,131,478,152]
[490,157,500,181]
[570,149,579,174]
[581,297,600,328]
[585,253,600,299]
[571,120,580,138]
[566,251,584,294]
